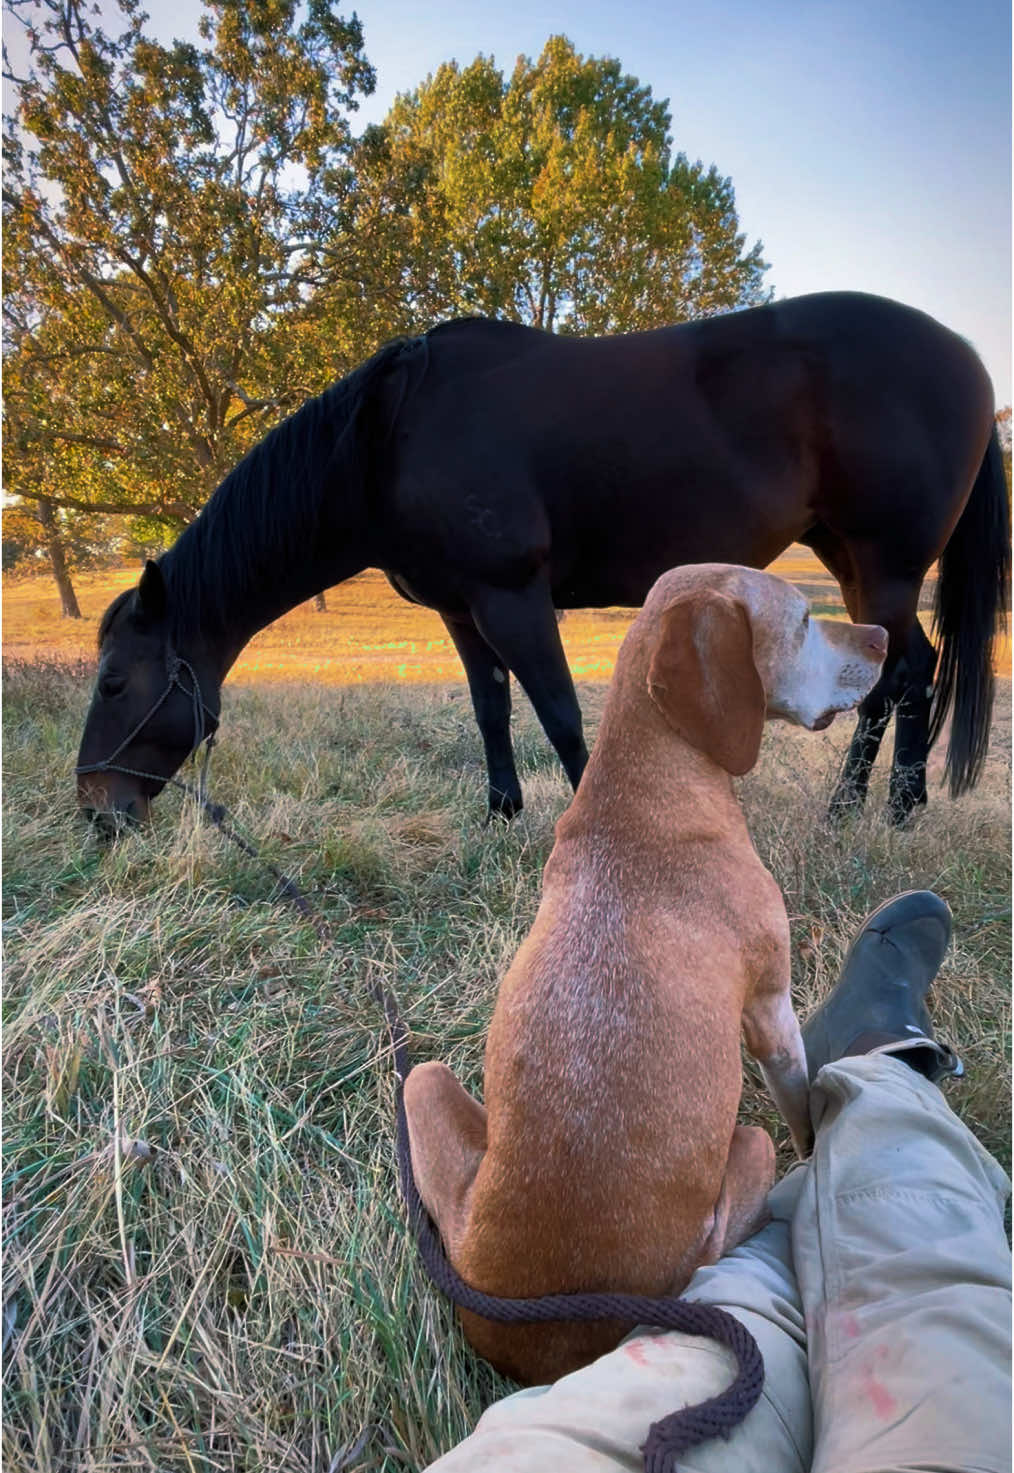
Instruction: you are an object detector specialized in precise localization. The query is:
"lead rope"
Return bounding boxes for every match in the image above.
[78,660,764,1466]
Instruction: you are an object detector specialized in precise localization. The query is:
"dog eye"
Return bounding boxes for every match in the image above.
[98,673,127,699]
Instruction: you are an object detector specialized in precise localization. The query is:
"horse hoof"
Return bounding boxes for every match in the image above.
[887,795,927,827]
[485,793,523,825]
[828,790,865,825]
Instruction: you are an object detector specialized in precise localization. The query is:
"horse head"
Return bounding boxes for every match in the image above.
[76,560,221,831]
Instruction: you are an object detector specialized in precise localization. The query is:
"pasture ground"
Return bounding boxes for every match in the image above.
[3,556,1011,1471]
[8,549,1010,688]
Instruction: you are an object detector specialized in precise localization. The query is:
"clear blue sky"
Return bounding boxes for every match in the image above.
[8,0,1012,402]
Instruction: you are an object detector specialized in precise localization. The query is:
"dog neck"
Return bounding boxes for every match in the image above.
[559,700,751,855]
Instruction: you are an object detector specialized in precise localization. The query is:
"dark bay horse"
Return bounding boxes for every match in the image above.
[77,292,1009,826]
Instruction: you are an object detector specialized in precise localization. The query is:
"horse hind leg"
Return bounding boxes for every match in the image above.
[829,585,931,824]
[829,676,896,821]
[801,528,892,818]
[888,619,937,821]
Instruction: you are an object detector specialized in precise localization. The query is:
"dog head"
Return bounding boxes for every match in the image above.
[645,565,888,775]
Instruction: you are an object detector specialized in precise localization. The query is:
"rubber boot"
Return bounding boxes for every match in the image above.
[802,890,963,1084]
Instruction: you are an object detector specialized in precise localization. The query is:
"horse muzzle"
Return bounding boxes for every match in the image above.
[77,772,153,830]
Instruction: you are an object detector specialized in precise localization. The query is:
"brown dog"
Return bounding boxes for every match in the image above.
[404,563,888,1384]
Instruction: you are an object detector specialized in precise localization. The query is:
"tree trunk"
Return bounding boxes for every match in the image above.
[314,591,327,612]
[37,497,82,618]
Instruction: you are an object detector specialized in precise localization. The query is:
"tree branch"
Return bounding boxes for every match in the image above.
[49,430,127,453]
[14,484,190,519]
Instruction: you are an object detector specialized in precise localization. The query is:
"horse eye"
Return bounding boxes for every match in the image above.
[99,674,127,699]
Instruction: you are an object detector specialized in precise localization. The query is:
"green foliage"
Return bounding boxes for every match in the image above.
[3,0,375,525]
[2,499,42,571]
[1,495,119,576]
[357,36,769,332]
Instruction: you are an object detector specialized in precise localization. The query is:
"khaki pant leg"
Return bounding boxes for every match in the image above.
[425,1181,810,1473]
[796,1054,1012,1473]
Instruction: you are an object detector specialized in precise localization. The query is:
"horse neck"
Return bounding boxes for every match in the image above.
[208,544,369,676]
[161,409,374,675]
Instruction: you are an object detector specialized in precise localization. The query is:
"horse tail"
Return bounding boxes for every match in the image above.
[929,426,1011,796]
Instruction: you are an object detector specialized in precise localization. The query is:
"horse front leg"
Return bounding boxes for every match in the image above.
[470,577,589,795]
[442,613,524,821]
[829,678,894,821]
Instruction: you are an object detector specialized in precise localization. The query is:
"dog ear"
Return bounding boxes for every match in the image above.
[137,559,167,621]
[647,589,766,775]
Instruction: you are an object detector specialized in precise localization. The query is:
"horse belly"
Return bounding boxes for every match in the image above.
[545,458,813,609]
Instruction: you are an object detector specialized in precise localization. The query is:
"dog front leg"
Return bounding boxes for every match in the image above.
[403,1060,488,1261]
[742,989,813,1159]
[699,1124,776,1264]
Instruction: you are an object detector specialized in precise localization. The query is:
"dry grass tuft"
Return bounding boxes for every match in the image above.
[3,658,1010,1471]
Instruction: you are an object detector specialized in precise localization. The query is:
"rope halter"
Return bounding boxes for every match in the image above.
[75,648,220,805]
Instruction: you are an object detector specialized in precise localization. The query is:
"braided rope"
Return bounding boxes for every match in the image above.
[75,651,217,789]
[378,989,765,1470]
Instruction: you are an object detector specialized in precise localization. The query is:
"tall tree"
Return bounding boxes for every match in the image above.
[2,0,375,524]
[354,36,768,334]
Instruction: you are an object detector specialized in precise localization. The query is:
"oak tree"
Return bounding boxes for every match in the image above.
[3,0,376,536]
[356,36,768,333]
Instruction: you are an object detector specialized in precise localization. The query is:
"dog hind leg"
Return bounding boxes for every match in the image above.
[699,1124,776,1264]
[402,1060,488,1261]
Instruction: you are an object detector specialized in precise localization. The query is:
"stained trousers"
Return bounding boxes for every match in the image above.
[425,1056,1012,1473]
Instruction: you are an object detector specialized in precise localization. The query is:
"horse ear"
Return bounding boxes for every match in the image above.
[137,559,167,621]
[647,589,766,775]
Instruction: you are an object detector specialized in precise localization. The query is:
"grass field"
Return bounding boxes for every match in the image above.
[2,557,1011,1472]
[10,548,1007,687]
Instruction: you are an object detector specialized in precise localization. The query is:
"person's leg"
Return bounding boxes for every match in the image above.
[423,1178,812,1473]
[797,891,1011,1473]
[794,1054,1010,1473]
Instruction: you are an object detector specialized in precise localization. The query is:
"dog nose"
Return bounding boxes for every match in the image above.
[863,625,889,659]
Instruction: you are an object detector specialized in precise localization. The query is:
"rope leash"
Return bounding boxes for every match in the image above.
[79,659,764,1466]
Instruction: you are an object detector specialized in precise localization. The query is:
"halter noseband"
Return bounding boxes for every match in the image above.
[75,649,220,803]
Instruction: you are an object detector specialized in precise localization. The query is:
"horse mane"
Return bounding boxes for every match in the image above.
[160,334,425,639]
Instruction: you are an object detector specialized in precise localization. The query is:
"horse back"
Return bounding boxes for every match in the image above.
[378,296,995,605]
